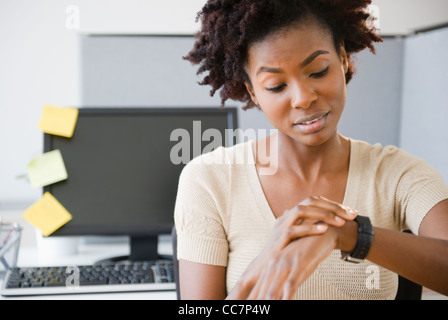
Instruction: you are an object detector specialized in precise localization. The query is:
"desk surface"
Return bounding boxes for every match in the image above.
[1,243,177,300]
[0,210,176,300]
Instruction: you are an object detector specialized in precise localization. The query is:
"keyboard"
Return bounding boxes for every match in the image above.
[0,260,175,297]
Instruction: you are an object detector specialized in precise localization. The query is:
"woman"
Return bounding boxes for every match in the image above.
[174,0,448,300]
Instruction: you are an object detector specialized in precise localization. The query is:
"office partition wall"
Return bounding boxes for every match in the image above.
[400,28,448,183]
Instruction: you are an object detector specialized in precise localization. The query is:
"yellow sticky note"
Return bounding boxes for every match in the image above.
[27,149,68,188]
[22,192,73,237]
[38,105,79,138]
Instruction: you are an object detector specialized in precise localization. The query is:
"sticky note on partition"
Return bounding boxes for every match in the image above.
[27,149,68,188]
[38,105,79,138]
[23,192,73,237]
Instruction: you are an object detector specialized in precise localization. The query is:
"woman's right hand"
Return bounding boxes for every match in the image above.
[229,196,357,299]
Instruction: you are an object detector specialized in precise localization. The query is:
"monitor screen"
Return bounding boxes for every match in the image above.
[43,107,238,260]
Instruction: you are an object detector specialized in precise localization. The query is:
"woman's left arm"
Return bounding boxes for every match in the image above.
[247,199,448,299]
[361,199,448,296]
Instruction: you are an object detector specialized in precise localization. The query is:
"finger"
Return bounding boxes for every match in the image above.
[282,276,298,300]
[270,222,328,254]
[256,261,288,300]
[283,224,328,243]
[295,204,347,227]
[264,267,287,300]
[280,252,316,300]
[280,205,307,226]
[281,263,309,300]
[300,196,358,221]
[280,204,344,231]
[248,261,277,300]
[280,236,336,300]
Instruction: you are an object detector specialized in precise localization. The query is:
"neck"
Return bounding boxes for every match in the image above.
[275,131,349,181]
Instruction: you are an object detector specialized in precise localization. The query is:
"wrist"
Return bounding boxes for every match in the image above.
[340,216,375,263]
[333,220,358,252]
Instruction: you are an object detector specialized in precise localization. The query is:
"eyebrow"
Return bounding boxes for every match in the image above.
[256,50,330,76]
[301,50,330,68]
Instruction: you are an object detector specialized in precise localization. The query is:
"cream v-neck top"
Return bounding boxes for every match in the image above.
[174,139,448,300]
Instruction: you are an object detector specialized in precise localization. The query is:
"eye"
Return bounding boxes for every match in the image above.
[266,84,286,93]
[310,66,329,79]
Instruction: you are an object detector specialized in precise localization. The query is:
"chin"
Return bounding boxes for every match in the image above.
[288,127,337,148]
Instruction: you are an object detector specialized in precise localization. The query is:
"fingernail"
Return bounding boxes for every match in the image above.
[335,216,345,224]
[347,209,358,216]
[316,224,328,231]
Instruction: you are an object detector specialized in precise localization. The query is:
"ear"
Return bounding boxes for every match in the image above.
[339,42,349,74]
[244,81,259,106]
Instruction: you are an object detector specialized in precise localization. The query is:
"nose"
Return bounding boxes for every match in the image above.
[291,81,318,109]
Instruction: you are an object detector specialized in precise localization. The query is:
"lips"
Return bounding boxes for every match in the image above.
[294,112,329,125]
[293,111,329,134]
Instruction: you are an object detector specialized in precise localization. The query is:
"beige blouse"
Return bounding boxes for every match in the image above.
[174,138,448,299]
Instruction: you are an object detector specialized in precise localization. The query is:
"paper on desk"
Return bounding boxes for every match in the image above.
[27,149,68,188]
[22,192,73,237]
[38,105,79,138]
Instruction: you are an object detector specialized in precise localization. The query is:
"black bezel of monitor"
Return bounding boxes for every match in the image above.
[43,107,238,261]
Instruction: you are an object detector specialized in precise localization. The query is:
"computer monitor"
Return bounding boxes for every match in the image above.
[44,107,238,261]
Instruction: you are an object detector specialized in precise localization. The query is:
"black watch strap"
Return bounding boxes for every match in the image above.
[341,215,374,263]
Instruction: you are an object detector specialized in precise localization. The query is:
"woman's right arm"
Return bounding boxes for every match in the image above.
[179,260,228,300]
[178,218,328,301]
[178,197,341,300]
[177,203,334,300]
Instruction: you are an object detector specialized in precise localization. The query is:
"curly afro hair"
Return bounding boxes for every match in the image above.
[184,0,383,110]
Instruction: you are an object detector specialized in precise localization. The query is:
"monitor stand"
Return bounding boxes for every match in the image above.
[94,235,168,264]
[129,235,159,261]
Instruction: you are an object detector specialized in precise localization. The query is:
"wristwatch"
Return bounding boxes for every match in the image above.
[341,215,374,263]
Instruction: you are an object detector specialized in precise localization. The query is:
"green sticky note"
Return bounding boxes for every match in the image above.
[27,150,68,188]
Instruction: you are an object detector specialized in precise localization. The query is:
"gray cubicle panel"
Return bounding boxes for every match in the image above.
[78,35,273,134]
[400,28,448,184]
[78,34,404,146]
[80,31,447,186]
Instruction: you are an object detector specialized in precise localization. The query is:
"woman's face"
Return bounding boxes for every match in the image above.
[244,22,349,147]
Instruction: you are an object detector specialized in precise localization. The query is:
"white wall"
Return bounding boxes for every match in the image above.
[373,0,448,35]
[75,0,205,35]
[0,0,80,208]
[71,0,448,36]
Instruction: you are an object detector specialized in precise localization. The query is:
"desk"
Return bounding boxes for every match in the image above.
[0,243,177,300]
[0,210,176,300]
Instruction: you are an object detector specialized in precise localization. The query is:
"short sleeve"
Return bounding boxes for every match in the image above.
[396,156,448,235]
[174,153,229,267]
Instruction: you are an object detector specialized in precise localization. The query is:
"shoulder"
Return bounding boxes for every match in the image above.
[349,139,448,233]
[350,139,427,173]
[351,138,409,161]
[350,138,446,195]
